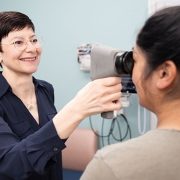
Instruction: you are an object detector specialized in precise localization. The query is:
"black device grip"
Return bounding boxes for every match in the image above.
[101,111,115,119]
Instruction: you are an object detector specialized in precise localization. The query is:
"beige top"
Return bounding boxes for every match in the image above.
[81,129,180,180]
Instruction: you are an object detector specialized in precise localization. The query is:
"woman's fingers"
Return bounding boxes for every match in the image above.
[102,83,122,96]
[71,77,123,118]
[95,77,121,87]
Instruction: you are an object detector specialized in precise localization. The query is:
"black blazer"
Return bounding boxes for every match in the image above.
[0,73,66,180]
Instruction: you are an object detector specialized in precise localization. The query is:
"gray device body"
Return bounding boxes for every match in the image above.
[90,45,122,119]
[90,44,135,119]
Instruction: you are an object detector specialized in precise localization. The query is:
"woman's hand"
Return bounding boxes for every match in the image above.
[71,77,122,119]
[53,77,122,139]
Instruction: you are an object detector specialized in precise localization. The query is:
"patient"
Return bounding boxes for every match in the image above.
[81,6,180,180]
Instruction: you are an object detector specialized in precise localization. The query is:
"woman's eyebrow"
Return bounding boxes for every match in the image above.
[10,34,36,40]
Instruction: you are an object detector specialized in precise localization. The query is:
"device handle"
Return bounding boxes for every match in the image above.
[101,111,115,119]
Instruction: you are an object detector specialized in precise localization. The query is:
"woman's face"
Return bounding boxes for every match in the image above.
[0,26,42,76]
[132,45,155,109]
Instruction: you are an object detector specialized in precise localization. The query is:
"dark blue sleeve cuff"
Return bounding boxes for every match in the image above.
[25,120,66,173]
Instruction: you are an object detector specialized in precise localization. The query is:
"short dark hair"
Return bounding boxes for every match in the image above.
[0,11,35,52]
[136,6,180,74]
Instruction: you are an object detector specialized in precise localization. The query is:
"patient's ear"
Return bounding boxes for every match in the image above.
[0,52,2,63]
[0,52,2,61]
[156,61,176,89]
[0,52,4,65]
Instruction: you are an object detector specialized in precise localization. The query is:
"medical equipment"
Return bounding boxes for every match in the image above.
[78,44,136,119]
[92,44,136,118]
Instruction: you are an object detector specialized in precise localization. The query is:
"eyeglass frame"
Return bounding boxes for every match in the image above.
[0,37,41,51]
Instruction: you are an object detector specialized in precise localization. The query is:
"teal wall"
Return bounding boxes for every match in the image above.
[1,0,149,145]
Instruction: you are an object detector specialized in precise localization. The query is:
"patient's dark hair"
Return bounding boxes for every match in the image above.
[0,11,35,52]
[136,6,180,75]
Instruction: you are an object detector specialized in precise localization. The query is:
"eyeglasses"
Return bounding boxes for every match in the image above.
[1,37,41,51]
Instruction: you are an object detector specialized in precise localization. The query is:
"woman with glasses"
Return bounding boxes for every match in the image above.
[0,11,121,180]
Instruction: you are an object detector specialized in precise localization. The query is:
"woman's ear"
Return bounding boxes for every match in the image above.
[156,61,177,89]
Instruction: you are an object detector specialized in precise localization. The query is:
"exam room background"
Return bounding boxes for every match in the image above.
[1,0,148,143]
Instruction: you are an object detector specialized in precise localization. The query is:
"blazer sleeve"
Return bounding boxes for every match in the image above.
[0,117,66,179]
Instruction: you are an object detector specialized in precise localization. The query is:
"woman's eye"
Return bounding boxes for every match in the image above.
[31,38,38,43]
[13,40,24,45]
